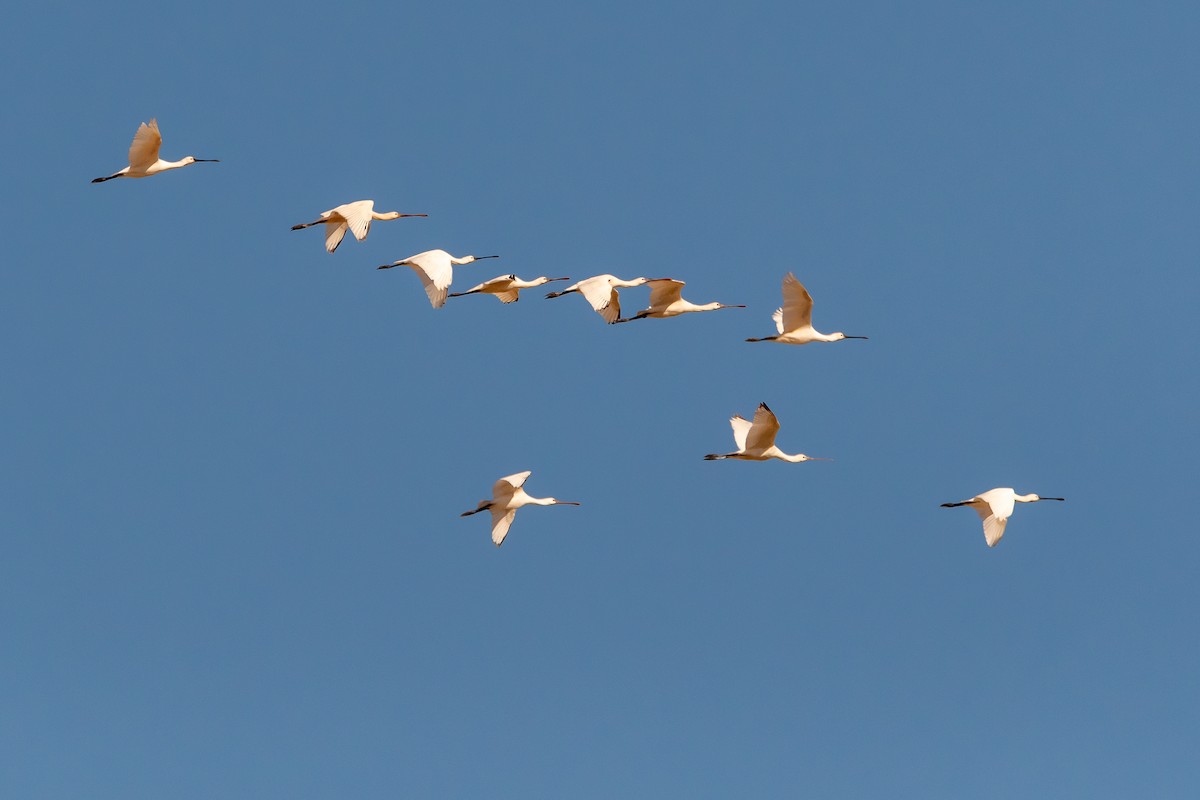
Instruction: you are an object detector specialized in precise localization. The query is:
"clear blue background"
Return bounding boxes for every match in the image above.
[3,1,1198,796]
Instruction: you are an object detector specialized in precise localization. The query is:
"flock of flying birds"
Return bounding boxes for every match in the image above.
[92,119,1065,548]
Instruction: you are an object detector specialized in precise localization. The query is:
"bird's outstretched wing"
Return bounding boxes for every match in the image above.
[779,273,814,332]
[494,471,532,498]
[324,222,349,253]
[982,515,1008,547]
[729,415,753,451]
[407,253,454,308]
[338,201,374,242]
[646,279,685,308]
[491,508,518,546]
[482,276,521,303]
[771,308,784,334]
[128,119,162,170]
[745,403,781,451]
[577,279,621,323]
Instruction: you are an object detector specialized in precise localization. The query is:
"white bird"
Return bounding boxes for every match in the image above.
[704,403,829,463]
[746,272,868,344]
[291,200,427,253]
[941,488,1065,547]
[461,470,581,547]
[545,274,655,324]
[615,278,745,323]
[377,249,499,308]
[91,119,219,183]
[449,274,571,304]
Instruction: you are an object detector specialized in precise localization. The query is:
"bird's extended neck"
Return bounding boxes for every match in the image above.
[781,452,827,463]
[375,211,429,221]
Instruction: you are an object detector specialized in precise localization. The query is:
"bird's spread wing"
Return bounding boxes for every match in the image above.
[745,403,781,451]
[128,119,162,170]
[779,273,814,332]
[323,222,349,253]
[982,489,1016,522]
[982,515,1008,547]
[771,308,784,334]
[339,201,374,242]
[477,276,521,303]
[729,415,753,451]
[494,471,532,498]
[578,279,621,323]
[490,508,517,546]
[408,254,454,308]
[647,279,684,308]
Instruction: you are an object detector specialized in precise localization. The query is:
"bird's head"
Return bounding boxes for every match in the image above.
[184,156,220,164]
[833,332,869,341]
[468,255,500,264]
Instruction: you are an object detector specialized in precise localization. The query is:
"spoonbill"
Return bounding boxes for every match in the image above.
[941,488,1065,547]
[91,119,219,183]
[461,470,581,547]
[545,274,654,324]
[377,250,498,308]
[615,278,745,322]
[449,274,571,304]
[291,200,427,253]
[704,403,828,463]
[745,272,867,344]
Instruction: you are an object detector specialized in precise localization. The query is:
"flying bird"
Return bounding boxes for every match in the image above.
[92,119,219,183]
[377,250,498,308]
[746,272,867,344]
[616,279,744,322]
[449,274,571,304]
[461,470,581,547]
[704,403,828,463]
[941,488,1064,547]
[291,200,427,253]
[545,274,654,323]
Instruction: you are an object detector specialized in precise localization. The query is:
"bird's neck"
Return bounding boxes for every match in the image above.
[780,452,809,463]
[450,256,475,265]
[1015,494,1040,503]
[375,211,402,221]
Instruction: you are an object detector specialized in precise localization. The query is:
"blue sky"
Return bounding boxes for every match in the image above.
[3,1,1198,796]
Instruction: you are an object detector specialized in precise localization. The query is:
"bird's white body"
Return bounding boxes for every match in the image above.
[746,272,867,345]
[617,279,744,322]
[941,487,1065,547]
[461,470,580,547]
[704,403,827,463]
[291,200,427,253]
[545,274,652,323]
[377,250,499,308]
[449,274,570,304]
[92,119,219,183]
